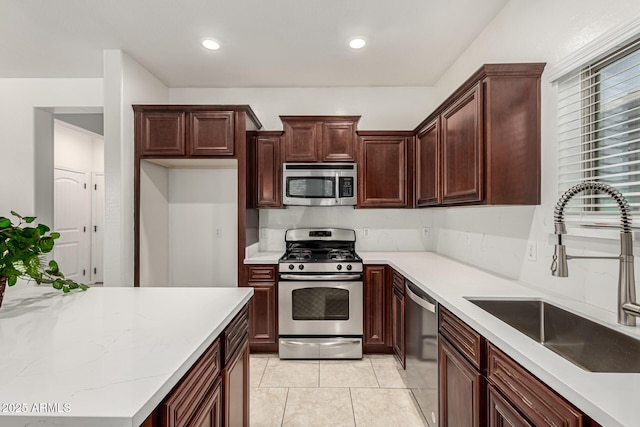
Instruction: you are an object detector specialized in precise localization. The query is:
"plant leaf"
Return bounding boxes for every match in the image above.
[49,232,60,239]
[48,260,59,272]
[24,217,36,223]
[8,276,17,286]
[37,224,50,235]
[10,211,22,219]
[0,217,10,228]
[39,237,54,253]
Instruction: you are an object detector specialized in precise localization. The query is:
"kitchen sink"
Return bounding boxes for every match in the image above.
[467,298,640,373]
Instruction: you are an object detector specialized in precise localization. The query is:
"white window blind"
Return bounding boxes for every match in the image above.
[557,38,640,219]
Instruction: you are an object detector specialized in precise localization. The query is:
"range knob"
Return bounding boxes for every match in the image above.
[346,264,352,271]
[337,264,343,271]
[289,264,294,270]
[298,264,304,270]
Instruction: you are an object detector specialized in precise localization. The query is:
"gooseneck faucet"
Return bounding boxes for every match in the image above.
[551,181,640,326]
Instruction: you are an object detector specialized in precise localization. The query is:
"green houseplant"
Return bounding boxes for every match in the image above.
[0,211,87,307]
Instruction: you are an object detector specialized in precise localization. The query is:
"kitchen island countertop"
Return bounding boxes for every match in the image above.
[0,286,252,427]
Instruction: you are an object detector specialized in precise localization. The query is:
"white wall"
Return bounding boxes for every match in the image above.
[54,120,103,173]
[427,0,640,314]
[0,78,103,223]
[139,161,170,287]
[168,168,238,287]
[169,87,435,130]
[103,50,169,287]
[259,207,434,253]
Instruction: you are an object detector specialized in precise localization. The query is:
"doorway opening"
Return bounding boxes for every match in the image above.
[53,115,104,285]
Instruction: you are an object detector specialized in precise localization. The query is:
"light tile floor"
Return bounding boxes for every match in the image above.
[250,354,429,427]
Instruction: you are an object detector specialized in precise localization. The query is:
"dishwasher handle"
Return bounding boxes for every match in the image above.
[405,283,437,313]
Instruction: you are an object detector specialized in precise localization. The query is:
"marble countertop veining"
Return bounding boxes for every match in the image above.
[244,250,639,426]
[0,286,253,427]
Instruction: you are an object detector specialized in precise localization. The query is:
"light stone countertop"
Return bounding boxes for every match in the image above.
[245,250,639,426]
[0,286,253,427]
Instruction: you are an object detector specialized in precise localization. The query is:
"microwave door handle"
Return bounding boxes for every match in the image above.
[335,173,339,204]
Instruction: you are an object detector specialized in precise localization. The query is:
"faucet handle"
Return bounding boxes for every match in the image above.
[551,244,569,277]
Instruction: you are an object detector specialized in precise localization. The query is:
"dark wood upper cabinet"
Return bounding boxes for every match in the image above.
[322,120,357,161]
[189,111,235,156]
[255,132,282,208]
[282,119,319,162]
[414,63,545,207]
[357,132,412,208]
[281,116,360,163]
[138,111,186,156]
[441,83,483,205]
[415,118,440,206]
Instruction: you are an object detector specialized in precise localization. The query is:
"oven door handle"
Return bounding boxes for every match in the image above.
[279,273,362,281]
[335,172,340,204]
[280,339,362,347]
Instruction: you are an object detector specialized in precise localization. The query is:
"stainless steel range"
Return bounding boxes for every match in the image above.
[278,228,363,359]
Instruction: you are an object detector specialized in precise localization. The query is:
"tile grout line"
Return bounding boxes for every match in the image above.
[280,387,290,427]
[368,358,381,388]
[348,387,357,427]
[256,356,270,388]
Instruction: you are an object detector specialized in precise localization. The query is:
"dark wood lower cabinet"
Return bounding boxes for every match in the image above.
[391,282,405,368]
[189,378,223,427]
[144,306,249,427]
[223,341,249,427]
[488,383,532,427]
[363,265,391,353]
[439,308,596,427]
[245,265,278,353]
[438,335,484,427]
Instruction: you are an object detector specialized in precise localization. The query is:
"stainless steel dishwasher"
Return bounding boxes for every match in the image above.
[405,280,438,427]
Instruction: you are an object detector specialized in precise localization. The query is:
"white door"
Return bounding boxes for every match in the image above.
[91,173,104,283]
[54,168,91,284]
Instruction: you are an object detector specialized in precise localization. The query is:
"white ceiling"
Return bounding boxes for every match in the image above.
[0,0,508,87]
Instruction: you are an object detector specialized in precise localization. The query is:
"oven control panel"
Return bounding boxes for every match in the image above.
[280,262,363,273]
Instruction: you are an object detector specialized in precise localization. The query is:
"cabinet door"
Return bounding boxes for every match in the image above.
[322,121,356,162]
[256,134,282,207]
[441,83,483,204]
[358,135,407,207]
[488,384,532,427]
[188,378,223,427]
[189,111,235,156]
[247,282,278,351]
[439,336,484,427]
[283,120,319,162]
[223,342,249,427]
[363,265,390,353]
[392,285,405,368]
[416,119,440,206]
[139,111,186,156]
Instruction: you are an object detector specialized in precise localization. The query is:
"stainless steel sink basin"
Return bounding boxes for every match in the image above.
[468,298,640,373]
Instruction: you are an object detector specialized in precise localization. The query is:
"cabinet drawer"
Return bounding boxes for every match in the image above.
[247,265,276,282]
[224,306,249,364]
[439,307,483,370]
[161,338,221,427]
[392,270,405,293]
[487,344,583,427]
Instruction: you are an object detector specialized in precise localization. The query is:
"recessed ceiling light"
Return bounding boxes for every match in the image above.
[349,38,366,49]
[202,39,220,50]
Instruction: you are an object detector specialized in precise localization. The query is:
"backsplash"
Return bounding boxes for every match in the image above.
[258,206,435,252]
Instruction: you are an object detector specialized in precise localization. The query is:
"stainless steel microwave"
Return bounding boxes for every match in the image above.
[282,163,357,206]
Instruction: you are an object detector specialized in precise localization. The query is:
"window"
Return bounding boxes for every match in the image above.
[557,39,640,218]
